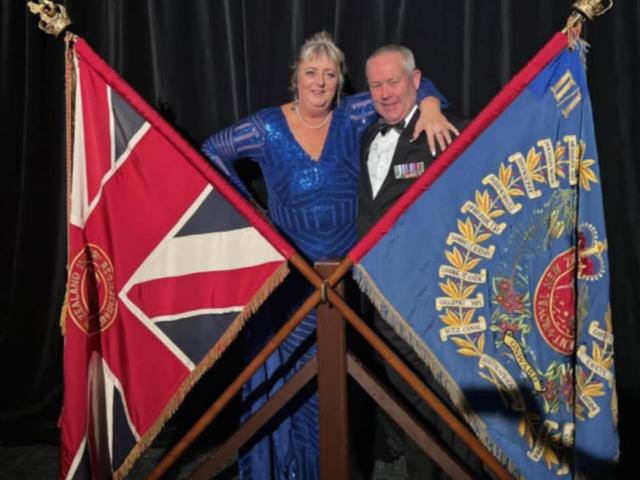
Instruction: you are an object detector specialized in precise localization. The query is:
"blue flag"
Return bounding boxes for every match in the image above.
[350,33,618,478]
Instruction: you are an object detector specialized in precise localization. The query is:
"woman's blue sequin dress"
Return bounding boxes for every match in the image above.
[201,81,445,480]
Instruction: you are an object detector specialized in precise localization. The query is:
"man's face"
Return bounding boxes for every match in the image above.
[366,52,421,124]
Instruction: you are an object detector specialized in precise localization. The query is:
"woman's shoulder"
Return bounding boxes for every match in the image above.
[329,91,375,133]
[250,105,286,121]
[337,90,371,111]
[218,107,280,141]
[334,90,375,123]
[241,105,287,132]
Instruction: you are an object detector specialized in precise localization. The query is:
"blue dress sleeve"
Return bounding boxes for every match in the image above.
[338,90,380,138]
[416,76,449,109]
[201,114,267,198]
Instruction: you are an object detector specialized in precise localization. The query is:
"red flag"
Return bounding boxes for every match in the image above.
[60,38,294,479]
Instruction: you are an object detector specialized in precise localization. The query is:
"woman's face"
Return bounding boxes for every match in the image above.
[296,54,339,112]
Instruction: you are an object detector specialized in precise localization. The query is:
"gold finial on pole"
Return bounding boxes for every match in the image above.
[572,0,614,21]
[27,0,72,37]
[563,0,613,48]
[565,0,614,30]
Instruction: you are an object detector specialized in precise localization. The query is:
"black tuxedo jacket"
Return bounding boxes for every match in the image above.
[357,110,435,238]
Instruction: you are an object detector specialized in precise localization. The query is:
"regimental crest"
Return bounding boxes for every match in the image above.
[68,244,118,335]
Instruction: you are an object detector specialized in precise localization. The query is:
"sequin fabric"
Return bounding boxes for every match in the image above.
[203,100,371,261]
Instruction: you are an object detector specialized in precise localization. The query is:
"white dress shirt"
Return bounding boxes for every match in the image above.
[367,105,418,199]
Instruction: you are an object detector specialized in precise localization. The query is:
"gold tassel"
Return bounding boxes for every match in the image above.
[59,33,78,336]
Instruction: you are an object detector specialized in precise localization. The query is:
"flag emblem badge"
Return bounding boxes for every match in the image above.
[68,244,118,335]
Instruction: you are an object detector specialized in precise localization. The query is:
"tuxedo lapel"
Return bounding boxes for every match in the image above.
[361,123,379,201]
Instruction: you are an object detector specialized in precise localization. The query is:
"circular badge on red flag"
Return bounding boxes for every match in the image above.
[67,244,117,335]
[534,248,577,355]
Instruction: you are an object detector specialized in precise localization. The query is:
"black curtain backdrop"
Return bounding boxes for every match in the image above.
[2,0,638,477]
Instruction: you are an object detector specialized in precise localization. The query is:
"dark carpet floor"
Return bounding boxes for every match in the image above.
[0,444,236,480]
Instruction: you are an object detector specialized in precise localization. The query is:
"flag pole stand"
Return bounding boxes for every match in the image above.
[182,260,353,479]
[315,261,349,480]
[183,260,495,480]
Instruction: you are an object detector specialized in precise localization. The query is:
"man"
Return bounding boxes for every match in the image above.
[355,45,472,479]
[357,45,457,238]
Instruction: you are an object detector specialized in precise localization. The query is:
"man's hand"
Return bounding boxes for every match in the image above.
[413,97,459,156]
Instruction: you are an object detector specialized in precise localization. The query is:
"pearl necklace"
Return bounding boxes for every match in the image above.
[293,102,332,129]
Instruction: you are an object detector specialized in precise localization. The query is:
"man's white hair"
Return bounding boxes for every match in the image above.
[366,44,416,73]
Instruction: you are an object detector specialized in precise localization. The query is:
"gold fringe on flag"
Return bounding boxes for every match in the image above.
[59,32,77,336]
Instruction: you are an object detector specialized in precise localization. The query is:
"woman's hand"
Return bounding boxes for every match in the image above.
[413,97,459,156]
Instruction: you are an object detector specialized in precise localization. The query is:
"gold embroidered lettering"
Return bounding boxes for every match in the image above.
[461,201,506,234]
[537,138,560,188]
[438,265,487,284]
[564,135,579,186]
[504,332,544,392]
[482,174,522,214]
[508,152,542,199]
[446,232,495,259]
[527,420,559,462]
[551,70,582,118]
[588,320,614,345]
[440,317,487,341]
[479,354,525,411]
[579,391,601,418]
[577,345,613,386]
[436,293,484,311]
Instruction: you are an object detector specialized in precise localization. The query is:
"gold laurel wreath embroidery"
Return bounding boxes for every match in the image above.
[518,413,562,469]
[575,306,614,421]
[437,138,602,471]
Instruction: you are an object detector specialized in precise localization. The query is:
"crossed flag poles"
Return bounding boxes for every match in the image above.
[148,252,512,480]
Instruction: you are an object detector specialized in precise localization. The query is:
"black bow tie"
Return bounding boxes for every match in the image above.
[377,121,405,136]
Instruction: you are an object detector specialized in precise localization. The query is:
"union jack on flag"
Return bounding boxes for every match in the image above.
[60,38,294,479]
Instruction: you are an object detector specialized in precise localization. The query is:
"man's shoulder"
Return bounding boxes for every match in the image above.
[361,117,382,144]
[364,117,381,134]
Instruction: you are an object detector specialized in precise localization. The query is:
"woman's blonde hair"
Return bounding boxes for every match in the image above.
[290,31,346,105]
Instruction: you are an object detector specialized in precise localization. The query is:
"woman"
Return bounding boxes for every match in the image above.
[202,32,452,480]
